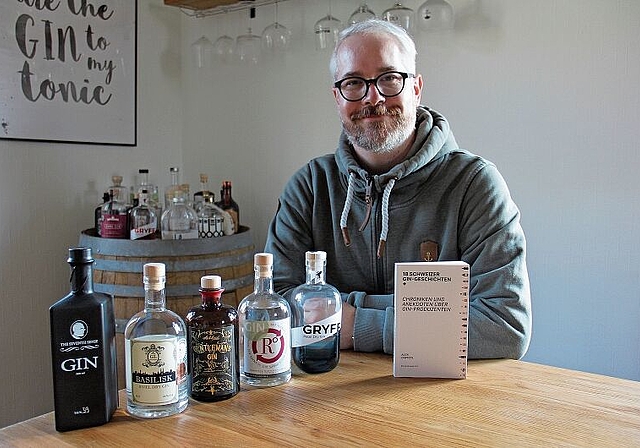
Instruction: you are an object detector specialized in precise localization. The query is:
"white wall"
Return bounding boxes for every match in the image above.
[0,0,184,428]
[0,0,638,429]
[182,0,640,381]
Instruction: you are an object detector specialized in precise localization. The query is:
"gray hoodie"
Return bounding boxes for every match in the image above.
[265,106,532,359]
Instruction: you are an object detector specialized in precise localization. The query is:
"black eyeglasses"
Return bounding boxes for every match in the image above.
[333,71,415,102]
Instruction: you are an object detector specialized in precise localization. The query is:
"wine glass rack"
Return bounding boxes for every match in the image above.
[164,0,291,18]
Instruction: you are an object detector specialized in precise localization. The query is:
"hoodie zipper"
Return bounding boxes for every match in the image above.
[358,176,374,232]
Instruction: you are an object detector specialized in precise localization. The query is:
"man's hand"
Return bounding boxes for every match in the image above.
[340,301,356,350]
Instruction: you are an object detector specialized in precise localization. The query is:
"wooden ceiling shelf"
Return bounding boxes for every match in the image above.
[164,0,290,17]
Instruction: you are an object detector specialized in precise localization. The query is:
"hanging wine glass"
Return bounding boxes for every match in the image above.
[212,12,235,65]
[191,35,212,69]
[236,29,262,64]
[382,2,415,34]
[314,2,343,51]
[212,34,235,64]
[262,2,291,57]
[236,8,262,64]
[349,2,376,25]
[417,0,454,32]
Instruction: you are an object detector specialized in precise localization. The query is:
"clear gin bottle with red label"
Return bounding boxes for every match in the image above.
[238,253,291,387]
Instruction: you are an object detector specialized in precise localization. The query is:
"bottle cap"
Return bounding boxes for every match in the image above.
[254,252,273,267]
[201,275,221,289]
[139,168,149,174]
[67,247,93,264]
[112,175,123,185]
[199,173,208,183]
[143,262,166,284]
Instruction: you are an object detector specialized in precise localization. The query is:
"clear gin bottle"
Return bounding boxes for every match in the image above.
[238,253,291,387]
[124,263,189,418]
[290,251,342,373]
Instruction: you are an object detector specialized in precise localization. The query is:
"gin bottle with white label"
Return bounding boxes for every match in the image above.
[124,263,189,418]
[290,251,342,373]
[238,253,291,387]
[129,189,158,240]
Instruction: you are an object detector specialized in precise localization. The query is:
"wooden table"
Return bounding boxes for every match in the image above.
[1,352,639,447]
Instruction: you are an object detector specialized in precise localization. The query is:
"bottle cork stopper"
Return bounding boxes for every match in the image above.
[199,173,208,183]
[144,262,165,279]
[201,275,221,289]
[254,253,273,266]
[305,251,327,262]
[112,175,123,185]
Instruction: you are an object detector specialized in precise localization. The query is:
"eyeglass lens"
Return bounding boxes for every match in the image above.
[338,72,408,101]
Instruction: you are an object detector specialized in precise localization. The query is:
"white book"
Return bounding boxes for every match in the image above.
[393,261,469,378]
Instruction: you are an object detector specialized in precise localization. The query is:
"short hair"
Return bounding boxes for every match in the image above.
[329,19,417,80]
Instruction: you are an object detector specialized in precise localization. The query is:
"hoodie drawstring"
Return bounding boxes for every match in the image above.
[377,178,396,258]
[340,172,397,258]
[340,172,356,246]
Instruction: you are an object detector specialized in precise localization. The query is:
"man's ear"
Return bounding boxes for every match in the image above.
[332,87,340,104]
[414,74,424,104]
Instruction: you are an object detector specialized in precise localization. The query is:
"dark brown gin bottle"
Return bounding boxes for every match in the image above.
[216,180,239,233]
[49,247,118,432]
[186,275,239,401]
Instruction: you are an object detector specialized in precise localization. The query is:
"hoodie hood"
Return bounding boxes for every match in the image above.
[337,106,459,256]
[336,106,459,183]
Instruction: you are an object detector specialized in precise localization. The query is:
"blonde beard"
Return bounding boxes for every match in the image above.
[343,105,415,154]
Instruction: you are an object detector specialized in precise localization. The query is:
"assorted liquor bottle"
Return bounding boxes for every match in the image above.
[49,248,342,431]
[95,168,240,241]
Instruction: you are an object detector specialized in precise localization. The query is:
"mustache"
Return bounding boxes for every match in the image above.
[350,105,402,121]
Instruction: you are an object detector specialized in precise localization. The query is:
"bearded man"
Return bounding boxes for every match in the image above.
[265,20,532,360]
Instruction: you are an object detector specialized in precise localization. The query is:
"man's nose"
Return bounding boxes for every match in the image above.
[363,82,385,105]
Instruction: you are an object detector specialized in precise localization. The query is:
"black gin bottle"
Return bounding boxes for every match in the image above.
[186,275,239,401]
[49,247,118,432]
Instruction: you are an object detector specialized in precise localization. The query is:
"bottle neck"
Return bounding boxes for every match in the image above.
[170,170,179,186]
[305,264,326,285]
[70,263,94,293]
[222,184,233,204]
[200,288,223,306]
[254,269,274,294]
[144,281,166,310]
[139,193,149,207]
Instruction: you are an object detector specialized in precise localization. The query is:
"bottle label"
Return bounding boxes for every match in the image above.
[128,335,182,405]
[101,213,127,238]
[161,229,198,240]
[222,209,238,234]
[50,305,116,429]
[198,217,224,238]
[190,325,236,396]
[242,318,291,376]
[130,220,157,240]
[291,310,342,348]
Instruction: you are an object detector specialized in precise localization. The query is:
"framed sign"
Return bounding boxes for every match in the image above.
[0,0,137,145]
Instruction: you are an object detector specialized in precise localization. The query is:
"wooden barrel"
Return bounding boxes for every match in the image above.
[78,227,255,389]
[79,227,255,322]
